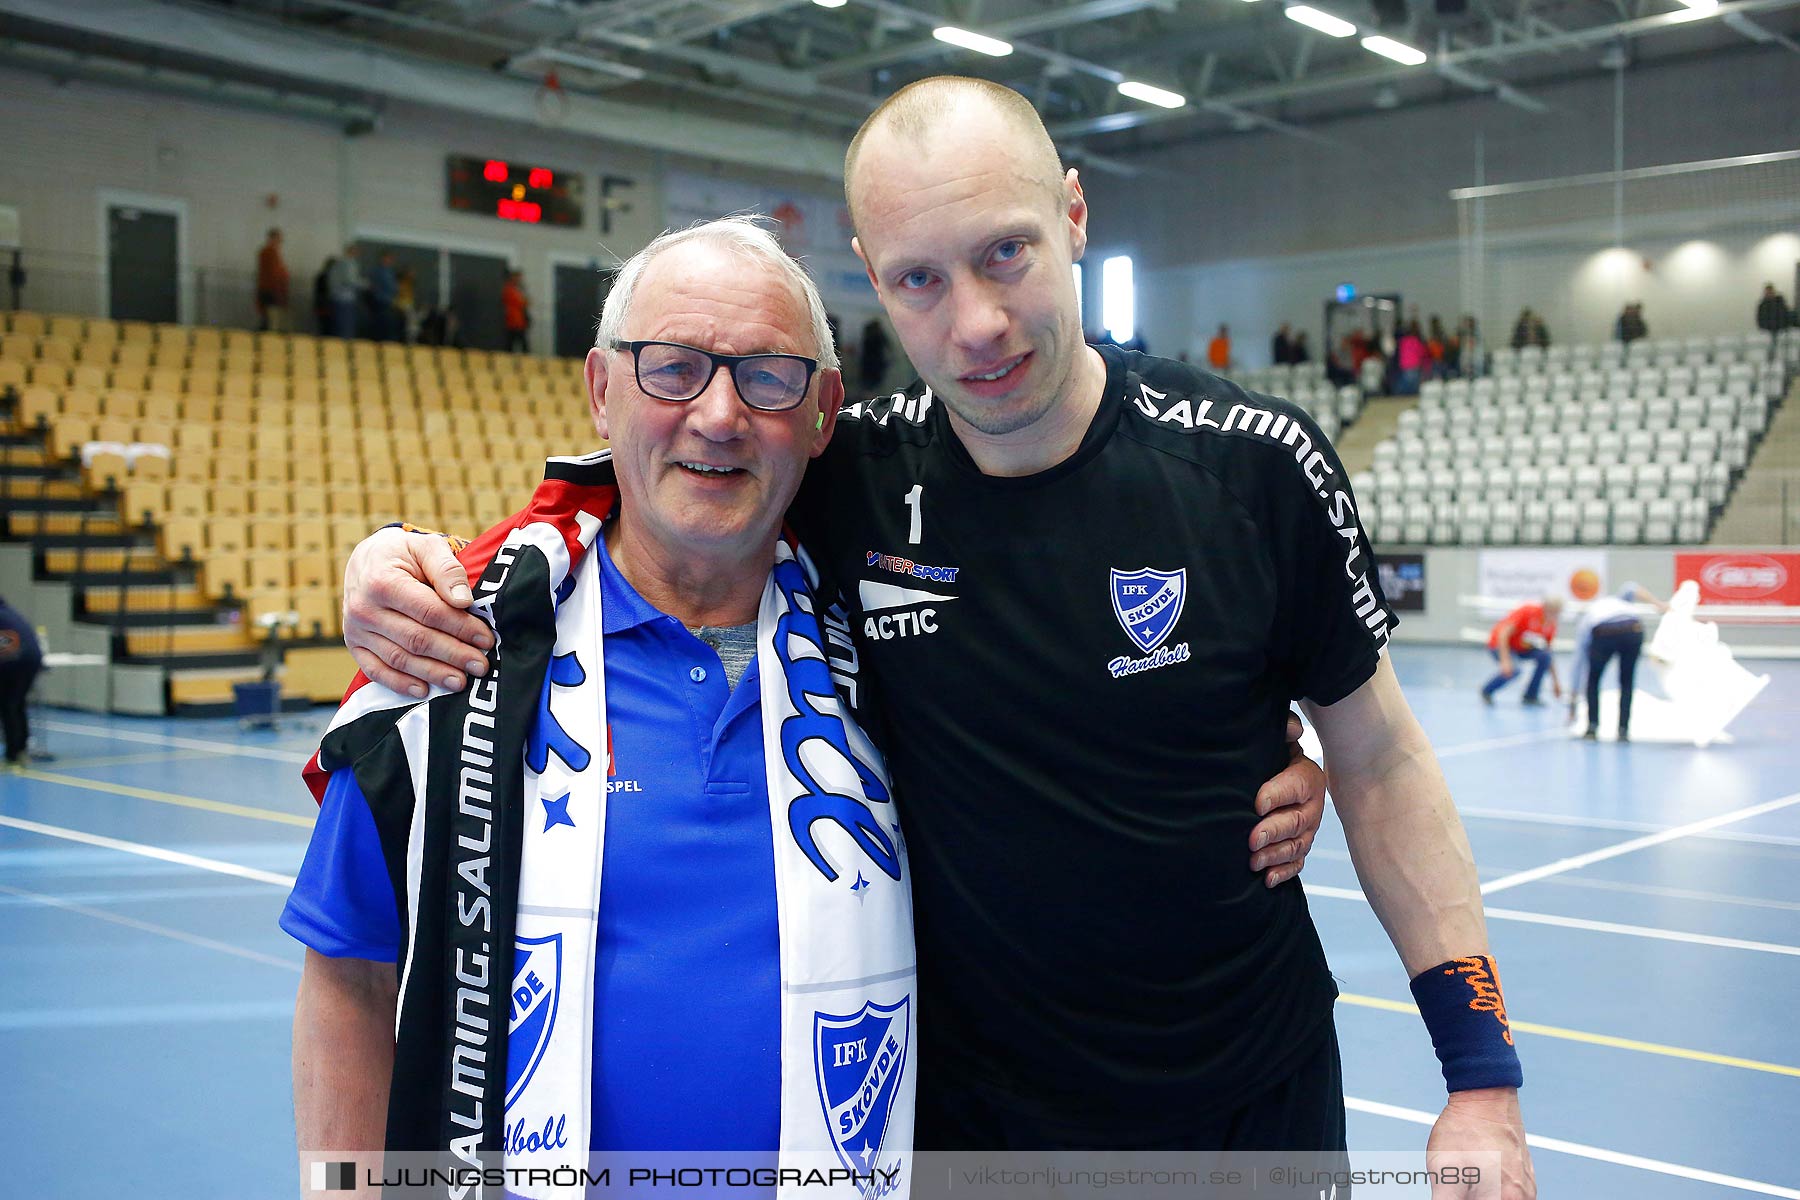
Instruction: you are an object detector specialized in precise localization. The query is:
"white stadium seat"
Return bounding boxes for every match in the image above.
[1578,499,1611,543]
[1520,499,1552,543]
[1612,498,1646,544]
[1677,498,1709,542]
[1458,499,1491,544]
[1632,462,1668,501]
[1489,500,1522,544]
[1549,500,1579,543]
[1644,498,1678,543]
[1403,501,1432,544]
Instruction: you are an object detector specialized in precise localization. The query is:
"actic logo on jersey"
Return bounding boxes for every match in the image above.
[1108,567,1192,678]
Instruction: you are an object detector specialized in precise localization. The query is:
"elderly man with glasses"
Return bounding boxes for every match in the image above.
[286,218,921,1192]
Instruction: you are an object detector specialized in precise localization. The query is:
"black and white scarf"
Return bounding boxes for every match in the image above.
[304,452,916,1199]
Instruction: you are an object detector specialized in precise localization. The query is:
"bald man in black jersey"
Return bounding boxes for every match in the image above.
[334,78,1532,1198]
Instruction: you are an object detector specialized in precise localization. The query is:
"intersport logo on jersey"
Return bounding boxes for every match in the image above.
[1677,552,1800,606]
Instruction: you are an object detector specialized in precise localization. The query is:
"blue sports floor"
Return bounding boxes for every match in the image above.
[2,644,1797,1198]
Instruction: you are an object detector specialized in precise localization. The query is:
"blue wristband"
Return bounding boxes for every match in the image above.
[1409,955,1524,1093]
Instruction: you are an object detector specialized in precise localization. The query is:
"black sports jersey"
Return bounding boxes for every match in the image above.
[791,345,1397,1138]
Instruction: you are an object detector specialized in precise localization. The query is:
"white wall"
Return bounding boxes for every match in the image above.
[1087,45,1800,367]
[0,65,669,354]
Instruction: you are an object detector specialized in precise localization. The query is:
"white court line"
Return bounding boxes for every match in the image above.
[1306,884,1800,958]
[34,718,313,764]
[0,881,300,972]
[1346,1096,1800,1198]
[0,814,298,887]
[1434,727,1570,759]
[1310,848,1800,913]
[1457,805,1800,849]
[1480,791,1800,895]
[1535,875,1800,914]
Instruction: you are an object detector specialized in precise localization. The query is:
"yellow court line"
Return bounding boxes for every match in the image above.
[9,769,316,828]
[1341,992,1800,1079]
[33,750,223,771]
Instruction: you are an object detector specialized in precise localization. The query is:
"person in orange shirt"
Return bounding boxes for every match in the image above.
[1206,323,1231,370]
[1481,594,1564,706]
[255,228,290,333]
[502,269,530,353]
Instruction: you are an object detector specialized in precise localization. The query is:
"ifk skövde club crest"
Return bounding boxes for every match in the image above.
[813,998,910,1171]
[507,933,563,1108]
[1110,567,1188,654]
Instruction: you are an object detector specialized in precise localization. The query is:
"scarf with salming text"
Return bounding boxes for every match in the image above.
[303,450,916,1200]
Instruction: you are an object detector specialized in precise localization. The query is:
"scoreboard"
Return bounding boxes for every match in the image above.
[446,155,583,227]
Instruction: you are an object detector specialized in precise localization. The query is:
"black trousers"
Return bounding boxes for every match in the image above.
[915,1023,1348,1155]
[0,657,43,762]
[1586,622,1643,735]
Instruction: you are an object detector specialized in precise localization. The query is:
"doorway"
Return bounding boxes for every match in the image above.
[553,260,616,359]
[102,195,184,323]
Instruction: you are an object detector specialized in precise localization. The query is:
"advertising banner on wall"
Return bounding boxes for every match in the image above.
[1674,552,1800,607]
[1377,552,1427,613]
[1476,548,1613,606]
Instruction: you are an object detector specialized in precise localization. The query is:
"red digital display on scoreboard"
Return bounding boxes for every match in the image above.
[447,156,582,227]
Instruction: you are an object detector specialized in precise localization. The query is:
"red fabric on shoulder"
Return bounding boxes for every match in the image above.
[300,480,619,804]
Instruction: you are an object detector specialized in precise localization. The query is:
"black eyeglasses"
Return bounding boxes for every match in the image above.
[608,339,819,413]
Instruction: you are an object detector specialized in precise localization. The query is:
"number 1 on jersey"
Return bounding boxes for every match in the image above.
[903,484,923,545]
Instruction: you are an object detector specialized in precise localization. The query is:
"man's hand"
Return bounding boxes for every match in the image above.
[1427,1087,1535,1199]
[1249,712,1326,888]
[342,527,491,697]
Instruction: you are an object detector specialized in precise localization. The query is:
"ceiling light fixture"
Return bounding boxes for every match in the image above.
[813,0,848,7]
[932,26,1014,56]
[1118,80,1187,108]
[1361,34,1428,64]
[1285,5,1358,36]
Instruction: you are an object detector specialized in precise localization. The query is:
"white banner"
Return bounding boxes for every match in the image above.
[1476,548,1613,607]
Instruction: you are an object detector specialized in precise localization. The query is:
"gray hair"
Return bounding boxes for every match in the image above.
[595,216,839,372]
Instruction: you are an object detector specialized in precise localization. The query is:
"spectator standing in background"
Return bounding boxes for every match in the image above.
[328,246,362,339]
[312,256,335,335]
[1615,302,1647,344]
[1569,584,1667,743]
[858,317,891,392]
[367,252,399,342]
[1481,594,1564,708]
[1271,322,1293,366]
[1426,315,1447,377]
[1511,308,1549,350]
[1292,330,1310,365]
[255,228,290,333]
[394,267,417,345]
[1207,323,1231,371]
[501,270,530,353]
[1510,309,1531,350]
[1395,321,1427,395]
[0,594,44,767]
[1457,315,1482,375]
[1756,284,1793,339]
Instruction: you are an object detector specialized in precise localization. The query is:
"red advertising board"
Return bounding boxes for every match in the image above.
[1675,552,1800,606]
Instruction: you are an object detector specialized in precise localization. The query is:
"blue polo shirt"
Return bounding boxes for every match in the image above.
[281,533,782,1151]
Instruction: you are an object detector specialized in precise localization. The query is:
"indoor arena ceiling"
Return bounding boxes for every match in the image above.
[3,0,1797,169]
